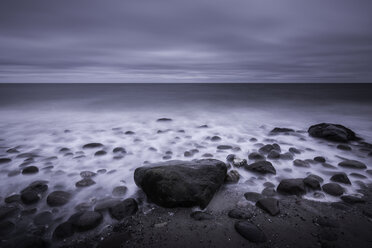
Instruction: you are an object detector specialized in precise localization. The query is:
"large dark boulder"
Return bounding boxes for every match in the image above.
[308,123,357,142]
[134,159,227,208]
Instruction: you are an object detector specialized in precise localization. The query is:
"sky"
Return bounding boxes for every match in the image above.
[1,0,372,83]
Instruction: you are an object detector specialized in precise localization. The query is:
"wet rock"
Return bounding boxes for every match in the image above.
[279,152,294,160]
[0,220,15,236]
[217,145,233,150]
[22,166,39,174]
[97,169,107,174]
[190,211,213,220]
[20,181,48,204]
[270,127,295,134]
[198,125,208,128]
[293,159,310,168]
[349,173,367,179]
[157,118,172,122]
[94,198,121,212]
[225,170,240,183]
[0,158,11,164]
[226,154,235,162]
[59,147,70,153]
[322,163,337,169]
[337,144,352,151]
[184,151,193,157]
[228,209,253,219]
[6,148,19,154]
[248,152,265,160]
[232,158,247,168]
[256,197,280,216]
[53,222,74,239]
[303,174,322,190]
[338,160,366,169]
[289,147,301,154]
[261,187,276,197]
[75,178,96,187]
[108,198,138,220]
[277,178,306,196]
[47,191,71,207]
[112,186,128,197]
[202,153,213,158]
[7,170,20,177]
[259,144,281,154]
[0,206,18,221]
[71,211,103,231]
[244,161,276,175]
[322,183,344,196]
[134,159,227,208]
[162,155,171,160]
[95,150,107,156]
[340,195,365,204]
[267,150,280,159]
[80,171,97,178]
[34,211,53,226]
[308,123,357,142]
[113,147,126,154]
[4,194,21,204]
[83,143,103,149]
[211,136,221,142]
[234,221,267,243]
[330,173,351,185]
[125,131,135,135]
[244,192,263,202]
[314,156,326,163]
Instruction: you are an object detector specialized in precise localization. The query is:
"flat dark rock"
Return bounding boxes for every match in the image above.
[76,178,96,187]
[308,123,357,142]
[270,127,295,134]
[47,191,71,207]
[0,158,11,164]
[338,160,366,169]
[228,209,253,219]
[134,159,227,208]
[190,211,213,220]
[80,171,97,178]
[157,118,172,122]
[21,166,39,174]
[293,159,310,168]
[337,144,352,151]
[244,192,263,202]
[234,221,267,243]
[248,152,265,160]
[256,198,280,216]
[71,211,103,231]
[217,145,233,150]
[113,147,126,153]
[83,143,103,149]
[322,183,344,196]
[314,156,326,163]
[112,186,128,197]
[94,150,107,156]
[108,198,138,220]
[341,195,365,204]
[258,144,281,154]
[330,173,351,185]
[244,161,276,175]
[20,181,48,204]
[277,178,306,196]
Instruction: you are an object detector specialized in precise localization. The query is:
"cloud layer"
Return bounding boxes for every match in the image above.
[1,0,372,82]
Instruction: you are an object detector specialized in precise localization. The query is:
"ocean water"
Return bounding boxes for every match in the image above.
[0,83,371,240]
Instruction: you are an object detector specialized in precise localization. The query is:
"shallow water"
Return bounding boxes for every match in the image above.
[0,83,371,240]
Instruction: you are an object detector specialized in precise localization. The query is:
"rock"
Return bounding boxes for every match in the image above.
[75,178,96,187]
[134,159,227,208]
[4,194,21,204]
[70,211,103,231]
[113,147,126,153]
[340,195,365,204]
[0,206,18,221]
[330,173,351,185]
[8,170,20,177]
[211,136,221,141]
[338,160,366,169]
[258,144,281,154]
[267,150,280,159]
[83,143,103,149]
[226,154,235,162]
[0,220,15,236]
[234,221,267,243]
[198,125,208,128]
[244,161,276,175]
[270,127,295,134]
[349,173,367,179]
[0,158,11,164]
[314,156,326,163]
[225,170,240,183]
[95,150,107,156]
[228,209,253,219]
[6,148,19,154]
[279,152,294,160]
[244,192,263,202]
[293,159,310,168]
[33,211,53,226]
[190,211,213,220]
[217,145,233,150]
[261,187,276,197]
[256,198,280,216]
[277,178,306,196]
[22,166,39,174]
[20,181,48,204]
[112,186,128,197]
[59,147,70,153]
[53,222,74,239]
[308,123,357,142]
[202,153,213,158]
[94,198,121,212]
[157,118,172,122]
[80,171,97,178]
[289,147,301,154]
[322,183,344,196]
[322,163,337,169]
[108,198,138,220]
[303,174,323,190]
[337,144,352,151]
[47,191,71,207]
[248,152,265,160]
[125,131,135,135]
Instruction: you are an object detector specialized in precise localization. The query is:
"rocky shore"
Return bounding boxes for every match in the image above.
[0,121,371,248]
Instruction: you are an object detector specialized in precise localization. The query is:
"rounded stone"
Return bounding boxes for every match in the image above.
[47,191,71,207]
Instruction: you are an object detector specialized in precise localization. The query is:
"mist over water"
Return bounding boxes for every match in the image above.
[0,83,371,241]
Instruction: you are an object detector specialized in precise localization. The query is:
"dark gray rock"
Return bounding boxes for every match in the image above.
[125,131,135,135]
[248,152,265,160]
[108,198,138,220]
[47,191,71,207]
[75,178,96,187]
[270,127,294,134]
[211,136,221,141]
[225,170,240,183]
[340,195,365,204]
[314,156,326,163]
[244,192,263,202]
[349,173,367,179]
[303,174,323,190]
[338,160,366,169]
[95,150,107,156]
[80,171,97,178]
[259,144,281,154]
[94,198,121,212]
[202,153,213,158]
[83,143,103,149]
[71,211,103,231]
[234,221,267,243]
[4,194,21,204]
[322,183,344,196]
[20,181,48,204]
[6,148,19,154]
[267,150,280,159]
[0,158,11,164]
[244,161,276,175]
[289,147,301,154]
[337,144,352,151]
[113,147,126,153]
[228,209,253,219]
[157,118,172,122]
[33,211,53,226]
[190,211,213,220]
[277,178,306,196]
[308,123,357,142]
[134,159,227,208]
[330,173,351,185]
[261,187,276,197]
[22,166,39,174]
[279,152,294,160]
[293,159,310,168]
[217,145,233,150]
[112,186,128,197]
[256,197,279,216]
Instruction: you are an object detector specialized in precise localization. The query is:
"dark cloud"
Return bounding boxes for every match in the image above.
[0,0,372,82]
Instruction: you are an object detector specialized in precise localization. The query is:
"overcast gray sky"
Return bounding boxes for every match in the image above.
[1,0,372,83]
